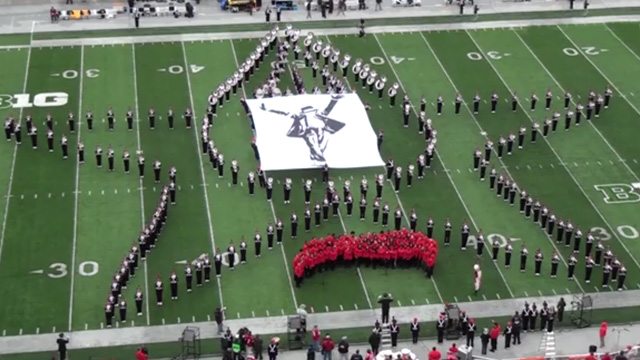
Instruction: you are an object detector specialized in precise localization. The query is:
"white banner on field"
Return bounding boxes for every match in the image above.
[247,93,384,171]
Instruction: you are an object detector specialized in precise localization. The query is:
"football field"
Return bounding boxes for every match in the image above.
[1,21,640,337]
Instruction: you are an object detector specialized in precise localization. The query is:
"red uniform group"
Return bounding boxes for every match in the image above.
[292,229,439,286]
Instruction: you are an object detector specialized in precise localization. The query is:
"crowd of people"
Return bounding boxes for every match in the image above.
[292,229,438,286]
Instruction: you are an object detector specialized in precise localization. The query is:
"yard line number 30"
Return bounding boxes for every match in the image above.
[47,261,99,279]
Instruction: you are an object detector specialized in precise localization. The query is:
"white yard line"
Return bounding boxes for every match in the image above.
[464,30,591,293]
[67,44,85,331]
[131,44,151,326]
[557,26,640,126]
[0,21,34,266]
[229,39,299,310]
[510,29,640,272]
[603,23,640,63]
[374,33,493,300]
[180,41,225,309]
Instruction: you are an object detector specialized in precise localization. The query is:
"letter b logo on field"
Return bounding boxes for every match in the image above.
[594,184,640,204]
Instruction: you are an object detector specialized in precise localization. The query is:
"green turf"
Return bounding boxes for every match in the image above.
[0,22,639,337]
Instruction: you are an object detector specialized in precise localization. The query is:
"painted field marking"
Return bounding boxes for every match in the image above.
[162,318,165,325]
[68,44,85,332]
[325,305,330,312]
[538,290,543,296]
[524,291,529,297]
[467,295,473,302]
[19,329,22,335]
[177,317,181,324]
[482,294,487,301]
[252,311,255,317]
[36,327,39,334]
[2,330,5,336]
[84,323,88,330]
[131,44,151,326]
[266,310,270,317]
[552,288,557,295]
[281,309,285,315]
[453,296,458,303]
[411,299,415,305]
[565,288,571,294]
[207,314,211,321]
[496,293,501,299]
[339,305,344,311]
[354,304,358,310]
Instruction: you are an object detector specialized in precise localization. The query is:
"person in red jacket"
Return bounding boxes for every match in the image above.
[135,347,149,360]
[321,335,335,360]
[311,325,321,352]
[599,321,608,348]
[428,346,441,360]
[489,322,501,352]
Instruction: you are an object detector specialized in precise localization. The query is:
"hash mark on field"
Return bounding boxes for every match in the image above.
[310,306,315,313]
[52,326,56,333]
[88,190,91,196]
[100,323,103,329]
[34,194,37,199]
[594,286,600,293]
[84,323,88,330]
[552,289,557,295]
[281,309,285,315]
[339,305,344,311]
[177,317,181,324]
[354,304,358,310]
[538,290,543,296]
[565,288,571,294]
[192,316,195,322]
[19,329,22,335]
[597,161,602,166]
[468,296,473,302]
[325,305,330,312]
[397,300,402,306]
[237,312,240,318]
[453,296,458,303]
[48,193,51,198]
[207,315,211,321]
[482,294,487,301]
[101,190,104,195]
[411,299,415,305]
[61,192,65,198]
[426,298,430,304]
[36,327,39,334]
[496,293,501,299]
[609,160,614,165]
[539,164,544,169]
[266,310,270,317]
[162,318,165,325]
[524,291,529,297]
[2,330,5,336]
[252,311,255,317]
[573,162,579,167]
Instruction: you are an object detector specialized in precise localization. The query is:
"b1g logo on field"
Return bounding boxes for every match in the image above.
[594,184,640,204]
[0,92,69,109]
